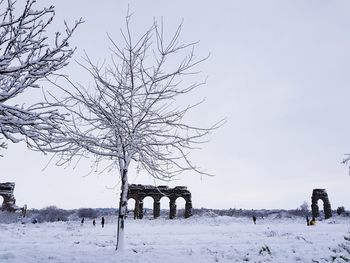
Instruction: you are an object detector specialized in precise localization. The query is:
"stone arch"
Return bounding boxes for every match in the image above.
[170,186,192,219]
[0,182,17,212]
[311,189,332,219]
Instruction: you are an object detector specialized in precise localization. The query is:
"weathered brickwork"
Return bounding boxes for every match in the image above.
[311,189,332,219]
[127,184,192,219]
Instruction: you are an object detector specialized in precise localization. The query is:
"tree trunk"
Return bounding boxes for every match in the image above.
[116,168,129,251]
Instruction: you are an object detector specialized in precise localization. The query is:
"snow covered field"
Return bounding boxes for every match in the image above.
[1,215,350,263]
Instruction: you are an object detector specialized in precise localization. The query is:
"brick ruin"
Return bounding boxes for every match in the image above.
[0,182,18,212]
[311,188,332,219]
[127,184,192,219]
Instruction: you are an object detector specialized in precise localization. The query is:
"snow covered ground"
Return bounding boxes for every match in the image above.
[1,215,350,263]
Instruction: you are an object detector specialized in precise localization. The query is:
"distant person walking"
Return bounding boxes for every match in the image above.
[93,219,96,226]
[306,216,310,226]
[22,204,27,218]
[81,218,84,224]
[101,217,105,228]
[253,215,257,224]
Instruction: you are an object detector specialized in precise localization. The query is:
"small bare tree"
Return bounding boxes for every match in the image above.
[300,201,309,212]
[0,0,81,154]
[49,15,223,250]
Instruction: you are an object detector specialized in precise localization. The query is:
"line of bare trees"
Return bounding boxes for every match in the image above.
[0,1,222,250]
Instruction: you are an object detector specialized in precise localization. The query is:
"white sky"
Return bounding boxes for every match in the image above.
[2,0,350,210]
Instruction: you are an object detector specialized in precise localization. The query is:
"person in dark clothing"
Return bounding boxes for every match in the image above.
[81,218,84,224]
[306,216,310,226]
[252,215,257,224]
[93,219,96,226]
[101,217,105,228]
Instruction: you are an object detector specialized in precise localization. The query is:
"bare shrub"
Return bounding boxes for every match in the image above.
[34,206,72,222]
[337,206,346,216]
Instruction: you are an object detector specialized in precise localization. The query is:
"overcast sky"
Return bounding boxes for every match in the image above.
[3,0,350,210]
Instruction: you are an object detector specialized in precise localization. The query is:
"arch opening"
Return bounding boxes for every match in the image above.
[127,198,136,219]
[159,196,170,218]
[318,199,326,215]
[142,196,154,219]
[176,197,186,218]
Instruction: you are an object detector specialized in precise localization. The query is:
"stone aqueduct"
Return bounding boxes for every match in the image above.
[0,182,335,221]
[127,184,192,219]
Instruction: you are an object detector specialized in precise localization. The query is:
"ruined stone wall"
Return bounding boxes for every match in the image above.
[0,182,17,212]
[311,188,332,219]
[127,184,192,219]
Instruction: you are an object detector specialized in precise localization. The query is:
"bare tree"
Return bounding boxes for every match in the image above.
[48,15,223,250]
[0,0,81,154]
[299,201,309,212]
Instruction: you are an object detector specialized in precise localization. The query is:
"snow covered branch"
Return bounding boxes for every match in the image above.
[50,16,223,179]
[0,0,82,152]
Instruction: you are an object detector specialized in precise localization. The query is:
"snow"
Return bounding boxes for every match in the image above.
[0,215,350,262]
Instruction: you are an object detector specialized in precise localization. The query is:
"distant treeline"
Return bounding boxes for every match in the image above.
[27,206,350,221]
[192,207,350,218]
[1,206,348,224]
